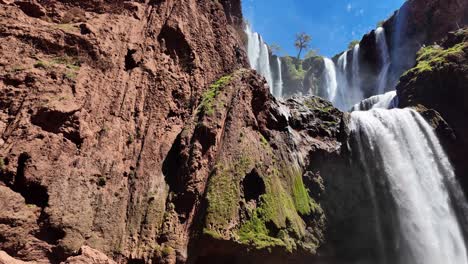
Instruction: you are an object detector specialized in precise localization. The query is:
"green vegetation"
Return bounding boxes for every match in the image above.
[34,60,50,69]
[204,156,251,235]
[65,71,78,80]
[295,32,312,59]
[198,74,232,116]
[403,43,467,77]
[348,40,360,49]
[161,245,174,257]
[283,56,306,81]
[238,209,286,249]
[269,43,282,55]
[303,97,334,113]
[97,177,106,187]
[237,169,309,251]
[304,49,320,59]
[291,168,312,215]
[34,55,81,80]
[54,23,80,32]
[10,65,27,72]
[0,158,5,170]
[259,133,269,147]
[127,135,134,145]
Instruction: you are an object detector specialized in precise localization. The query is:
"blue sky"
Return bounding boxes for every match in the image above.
[242,0,405,58]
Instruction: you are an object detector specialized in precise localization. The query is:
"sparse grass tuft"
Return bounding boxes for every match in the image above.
[198,75,232,116]
[97,177,106,187]
[54,23,80,32]
[10,65,27,72]
[34,60,50,69]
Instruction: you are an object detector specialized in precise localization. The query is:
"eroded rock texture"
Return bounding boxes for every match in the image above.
[165,69,344,263]
[0,0,247,262]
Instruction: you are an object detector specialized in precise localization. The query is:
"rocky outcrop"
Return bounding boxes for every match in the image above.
[163,69,344,263]
[0,0,247,263]
[397,27,468,190]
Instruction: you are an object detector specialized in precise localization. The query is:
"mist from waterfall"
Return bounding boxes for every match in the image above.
[376,27,391,94]
[245,24,285,98]
[350,108,468,264]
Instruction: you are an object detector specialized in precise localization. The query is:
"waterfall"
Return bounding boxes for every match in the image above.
[351,91,398,111]
[350,108,468,264]
[335,51,349,110]
[352,44,363,99]
[245,24,274,95]
[376,27,391,94]
[323,58,338,102]
[275,57,284,98]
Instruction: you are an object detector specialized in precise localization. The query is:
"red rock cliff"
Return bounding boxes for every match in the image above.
[0,0,247,263]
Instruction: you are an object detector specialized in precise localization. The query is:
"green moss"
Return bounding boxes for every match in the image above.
[259,133,269,147]
[161,246,174,256]
[291,168,312,215]
[198,75,232,116]
[237,166,314,251]
[304,97,333,113]
[203,228,224,240]
[238,210,286,249]
[0,158,4,170]
[404,43,467,77]
[204,156,251,235]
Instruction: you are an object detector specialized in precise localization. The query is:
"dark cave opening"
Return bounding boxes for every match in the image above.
[242,169,265,203]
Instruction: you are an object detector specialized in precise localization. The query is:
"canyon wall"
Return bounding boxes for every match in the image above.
[0,0,247,262]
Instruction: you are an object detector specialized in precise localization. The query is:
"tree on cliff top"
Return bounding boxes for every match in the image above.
[295,32,311,59]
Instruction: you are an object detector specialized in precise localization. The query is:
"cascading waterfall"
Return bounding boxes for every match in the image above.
[275,57,284,98]
[335,51,349,110]
[376,27,391,94]
[350,108,468,264]
[352,44,361,92]
[245,24,275,95]
[351,90,398,111]
[323,58,338,102]
[322,45,366,111]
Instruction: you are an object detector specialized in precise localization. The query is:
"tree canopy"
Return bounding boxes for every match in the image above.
[294,32,312,59]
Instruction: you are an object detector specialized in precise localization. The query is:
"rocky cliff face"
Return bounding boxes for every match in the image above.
[1,0,467,263]
[397,27,468,191]
[0,0,347,263]
[167,69,344,264]
[0,0,247,262]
